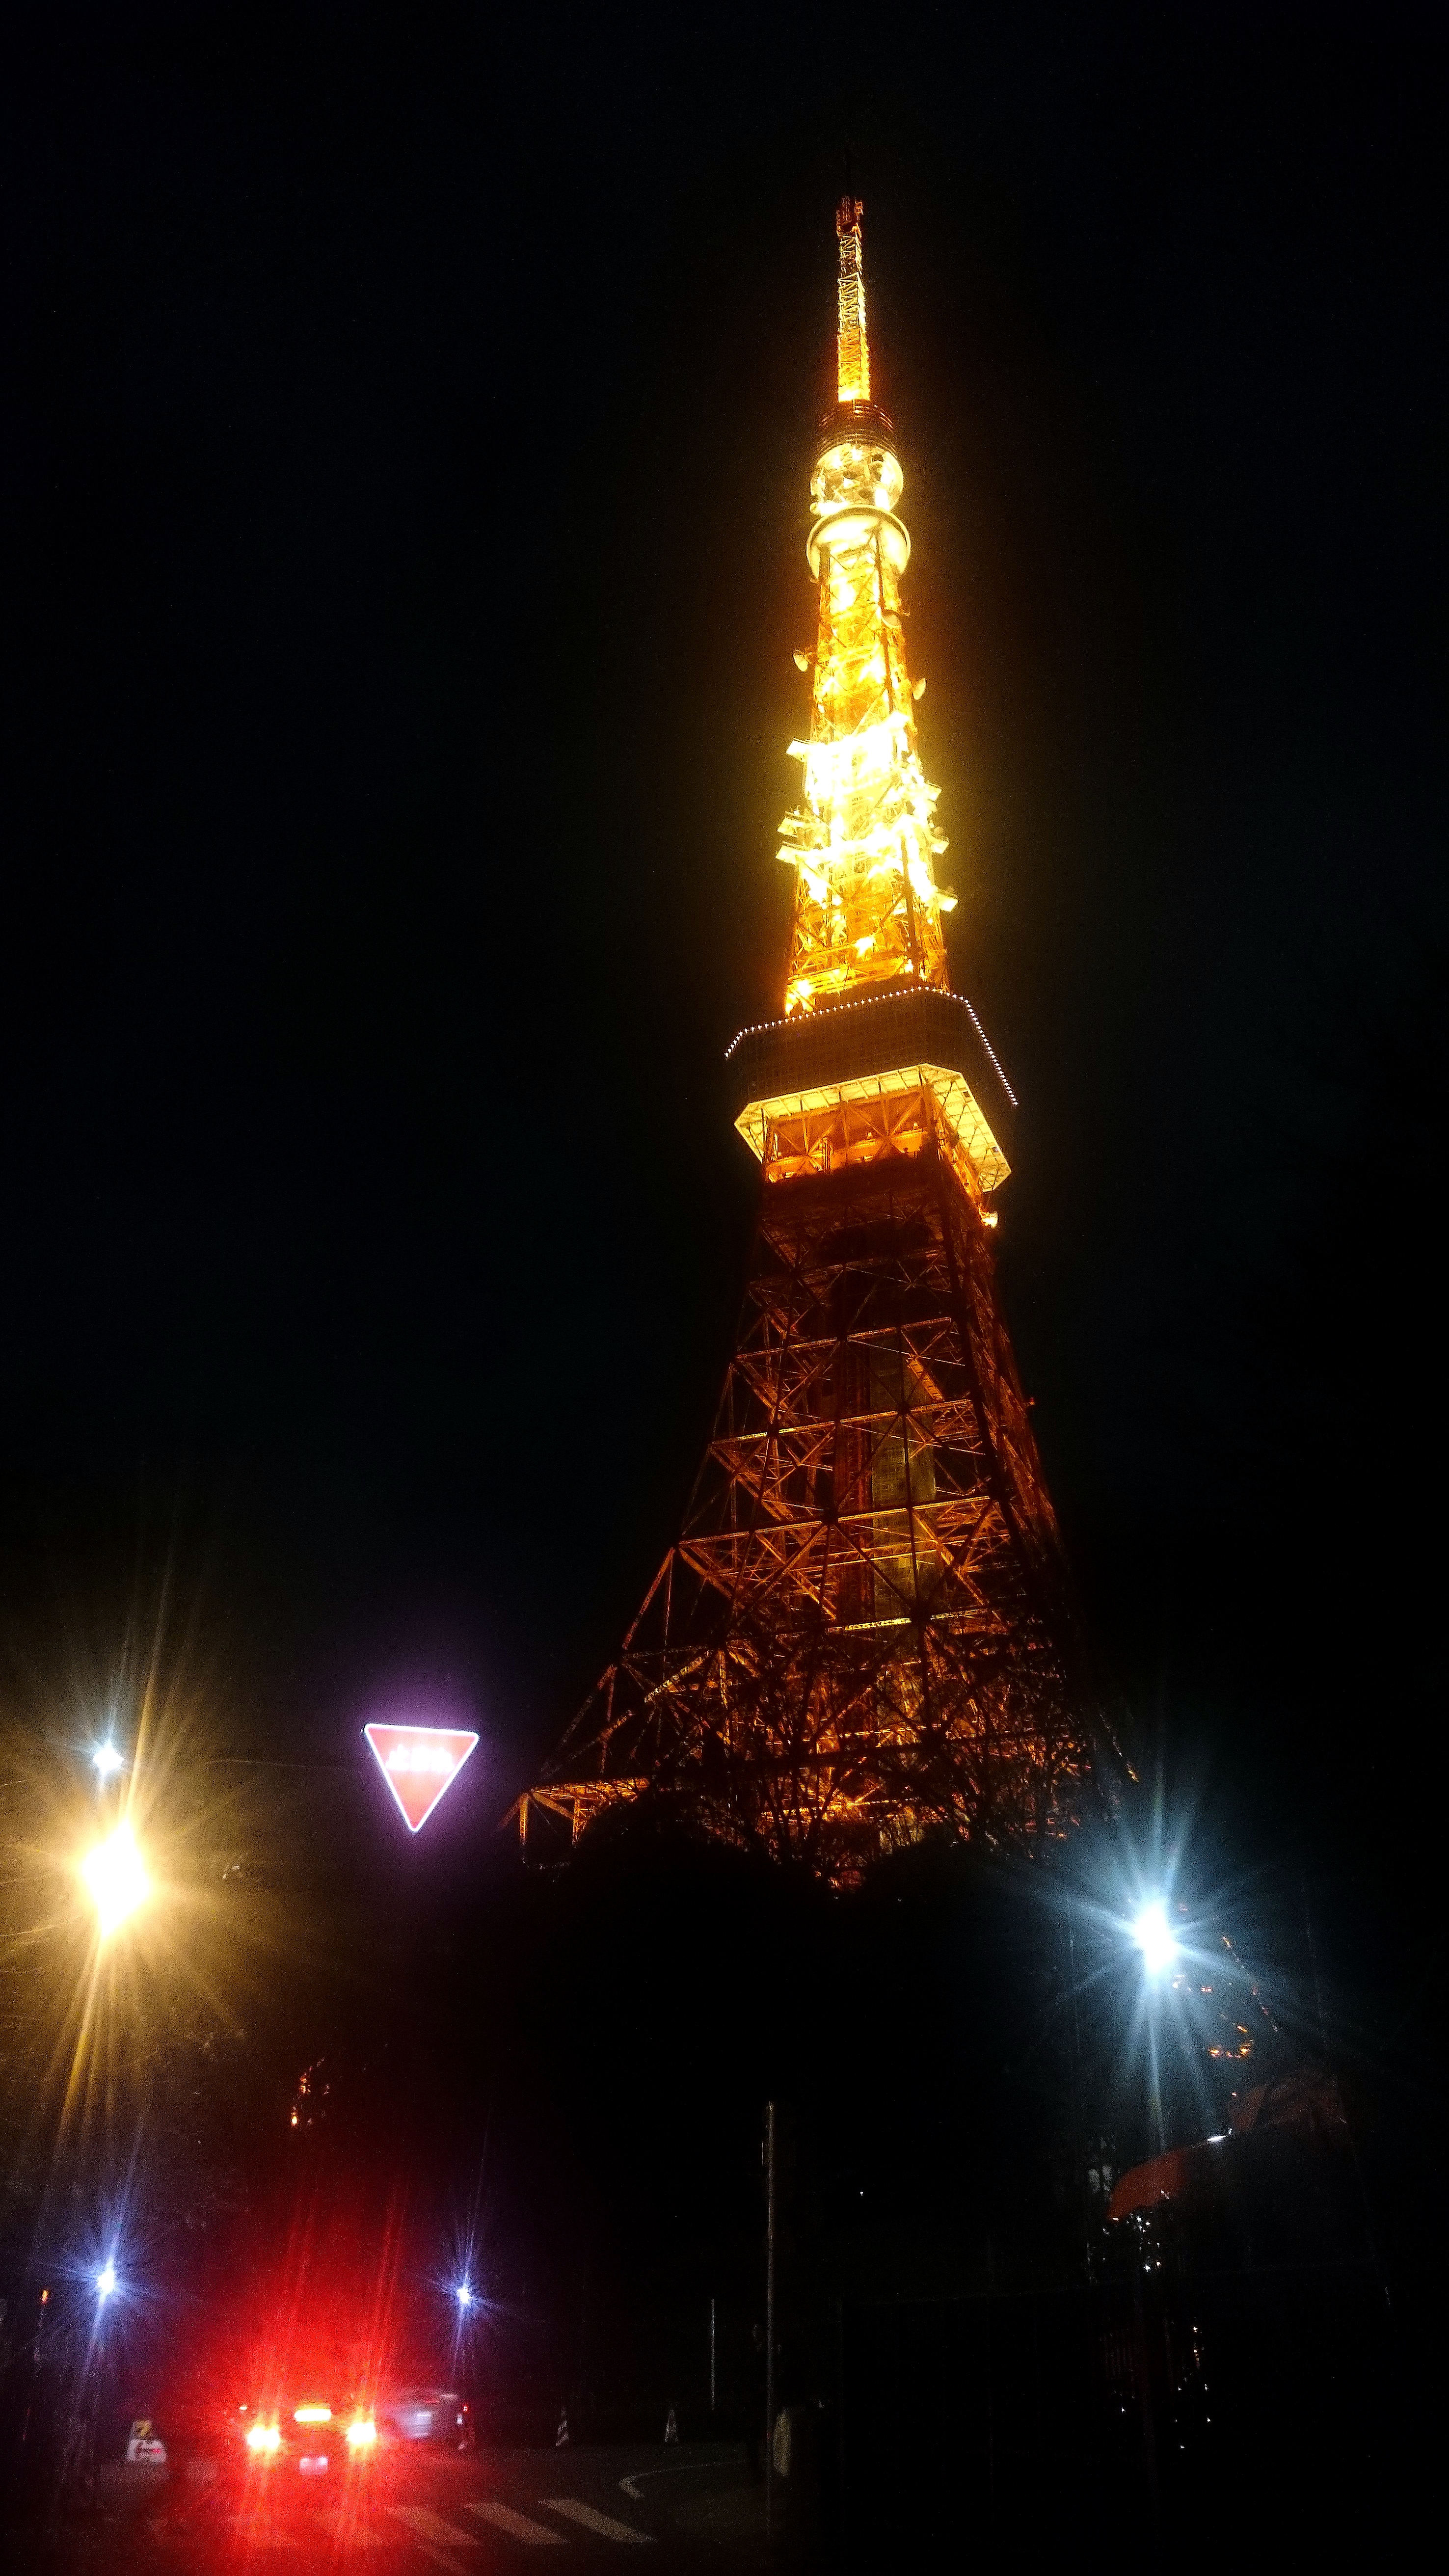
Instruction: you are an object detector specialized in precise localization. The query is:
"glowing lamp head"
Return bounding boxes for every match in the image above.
[346,2415,377,2450]
[92,1741,124,1780]
[95,2262,117,2301]
[82,1824,149,1938]
[246,2421,281,2455]
[1132,1900,1180,1979]
[455,2283,474,2309]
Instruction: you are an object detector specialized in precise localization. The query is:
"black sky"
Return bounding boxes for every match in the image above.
[2,5,1443,1940]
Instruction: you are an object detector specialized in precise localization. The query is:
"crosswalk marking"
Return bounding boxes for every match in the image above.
[539,2499,652,2543]
[465,2499,567,2544]
[313,2507,388,2543]
[390,2505,481,2546]
[227,2513,300,2548]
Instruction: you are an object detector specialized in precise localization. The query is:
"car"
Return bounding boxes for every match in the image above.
[236,2385,381,2479]
[376,2387,473,2449]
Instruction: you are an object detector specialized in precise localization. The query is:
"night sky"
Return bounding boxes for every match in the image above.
[3,5,1443,1984]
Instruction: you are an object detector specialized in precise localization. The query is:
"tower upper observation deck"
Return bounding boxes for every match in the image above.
[734,202,1008,1206]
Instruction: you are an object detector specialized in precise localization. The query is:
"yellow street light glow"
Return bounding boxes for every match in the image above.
[81,1823,150,1937]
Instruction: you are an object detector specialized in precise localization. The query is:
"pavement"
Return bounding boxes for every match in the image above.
[45,2442,769,2573]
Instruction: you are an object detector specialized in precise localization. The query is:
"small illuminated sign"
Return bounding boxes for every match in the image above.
[363,1723,480,1833]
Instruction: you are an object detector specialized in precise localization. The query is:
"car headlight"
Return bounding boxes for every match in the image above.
[346,2416,377,2450]
[246,2422,282,2455]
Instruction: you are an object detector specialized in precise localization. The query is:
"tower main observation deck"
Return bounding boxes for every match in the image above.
[519,204,1101,1883]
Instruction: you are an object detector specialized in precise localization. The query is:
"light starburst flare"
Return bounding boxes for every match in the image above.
[81,1823,150,1938]
[1131,1899,1180,1978]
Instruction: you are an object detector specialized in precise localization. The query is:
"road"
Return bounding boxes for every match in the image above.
[51,2442,766,2573]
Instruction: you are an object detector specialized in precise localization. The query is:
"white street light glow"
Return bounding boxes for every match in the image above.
[96,2262,117,2300]
[92,1742,125,1779]
[1131,1900,1180,1978]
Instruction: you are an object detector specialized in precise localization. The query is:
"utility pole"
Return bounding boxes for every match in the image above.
[1300,1856,1329,2058]
[1066,1915,1090,2271]
[765,2101,777,2543]
[1145,2005,1166,2160]
[709,2296,717,2415]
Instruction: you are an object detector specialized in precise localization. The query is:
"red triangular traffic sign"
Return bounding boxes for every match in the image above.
[363,1723,480,1833]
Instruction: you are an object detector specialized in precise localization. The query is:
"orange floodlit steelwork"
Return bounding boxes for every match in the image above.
[782,197,951,1020]
[519,203,1101,1882]
[834,195,871,403]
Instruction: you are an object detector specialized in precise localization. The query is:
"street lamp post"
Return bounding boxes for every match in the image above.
[1131,1901,1180,2159]
[764,2101,777,2544]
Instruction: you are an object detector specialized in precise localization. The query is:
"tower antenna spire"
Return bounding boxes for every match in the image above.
[834,195,870,405]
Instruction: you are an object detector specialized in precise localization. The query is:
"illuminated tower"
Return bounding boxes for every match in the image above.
[520,203,1100,1881]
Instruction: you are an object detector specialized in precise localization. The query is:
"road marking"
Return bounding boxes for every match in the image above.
[618,2463,730,2499]
[313,2508,388,2543]
[465,2499,567,2544]
[540,2500,652,2543]
[226,2512,300,2547]
[391,2505,480,2546]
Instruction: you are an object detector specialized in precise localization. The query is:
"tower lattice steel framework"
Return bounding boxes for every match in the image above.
[519,203,1103,1882]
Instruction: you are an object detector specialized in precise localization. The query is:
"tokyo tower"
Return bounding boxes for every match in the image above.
[520,203,1102,1883]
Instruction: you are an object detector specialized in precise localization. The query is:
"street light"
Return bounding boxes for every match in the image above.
[92,1741,125,1782]
[1128,1899,1180,2159]
[455,2283,475,2311]
[1131,1899,1180,1979]
[96,2261,117,2302]
[81,1823,150,1938]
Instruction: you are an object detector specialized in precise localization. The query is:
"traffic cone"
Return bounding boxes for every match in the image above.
[664,2405,679,2445]
[555,2406,570,2447]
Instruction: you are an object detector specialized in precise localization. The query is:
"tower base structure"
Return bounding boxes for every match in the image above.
[520,1053,1101,1884]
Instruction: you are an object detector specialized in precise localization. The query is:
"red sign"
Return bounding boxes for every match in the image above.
[363,1723,480,1833]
